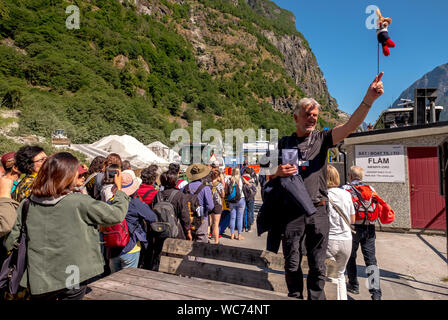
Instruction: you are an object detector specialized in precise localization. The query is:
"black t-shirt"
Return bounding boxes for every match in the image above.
[278,129,335,204]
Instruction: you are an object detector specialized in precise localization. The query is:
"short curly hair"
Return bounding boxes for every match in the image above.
[168,163,180,174]
[15,145,45,175]
[141,166,159,185]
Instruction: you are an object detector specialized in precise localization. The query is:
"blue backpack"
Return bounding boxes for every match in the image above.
[226,181,241,203]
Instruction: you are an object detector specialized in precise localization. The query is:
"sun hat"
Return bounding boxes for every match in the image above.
[112,172,140,196]
[123,169,136,180]
[186,163,211,181]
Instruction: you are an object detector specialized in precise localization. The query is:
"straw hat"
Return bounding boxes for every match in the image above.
[186,163,210,181]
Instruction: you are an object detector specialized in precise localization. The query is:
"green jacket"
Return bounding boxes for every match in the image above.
[4,190,129,295]
[0,197,19,237]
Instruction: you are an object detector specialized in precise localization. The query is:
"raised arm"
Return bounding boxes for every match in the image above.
[332,72,385,145]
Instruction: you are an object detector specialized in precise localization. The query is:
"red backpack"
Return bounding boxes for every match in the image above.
[102,219,130,248]
[346,184,380,223]
[102,194,143,248]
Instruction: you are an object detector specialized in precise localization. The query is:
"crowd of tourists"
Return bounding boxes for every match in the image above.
[0,146,258,300]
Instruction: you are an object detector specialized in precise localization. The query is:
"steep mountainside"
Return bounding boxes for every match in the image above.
[392,63,448,119]
[0,0,341,148]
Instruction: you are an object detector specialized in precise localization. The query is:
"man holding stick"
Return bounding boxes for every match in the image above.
[267,72,384,300]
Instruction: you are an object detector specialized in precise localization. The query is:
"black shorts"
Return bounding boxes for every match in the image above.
[211,203,223,215]
[377,31,390,44]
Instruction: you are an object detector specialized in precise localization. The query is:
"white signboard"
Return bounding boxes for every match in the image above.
[355,145,405,183]
[242,141,269,154]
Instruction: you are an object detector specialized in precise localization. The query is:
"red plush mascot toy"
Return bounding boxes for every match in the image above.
[376,8,395,56]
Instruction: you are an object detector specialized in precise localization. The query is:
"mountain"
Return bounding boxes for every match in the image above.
[392,63,448,119]
[0,0,342,148]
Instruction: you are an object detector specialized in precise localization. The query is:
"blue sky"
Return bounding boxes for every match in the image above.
[272,0,448,125]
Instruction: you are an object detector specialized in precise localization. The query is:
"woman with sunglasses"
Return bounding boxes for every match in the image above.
[12,145,48,203]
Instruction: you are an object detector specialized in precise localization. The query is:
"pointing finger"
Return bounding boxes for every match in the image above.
[375,72,384,83]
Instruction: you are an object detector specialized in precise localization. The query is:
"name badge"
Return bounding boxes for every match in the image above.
[298,160,309,167]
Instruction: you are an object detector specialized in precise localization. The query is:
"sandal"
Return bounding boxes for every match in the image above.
[237,235,245,240]
[230,233,235,240]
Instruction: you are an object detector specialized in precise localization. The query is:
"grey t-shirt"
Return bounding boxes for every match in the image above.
[278,130,335,204]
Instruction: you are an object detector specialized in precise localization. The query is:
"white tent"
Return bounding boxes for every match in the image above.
[147,141,181,162]
[92,135,169,168]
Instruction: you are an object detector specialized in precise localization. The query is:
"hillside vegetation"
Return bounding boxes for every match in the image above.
[0,0,339,153]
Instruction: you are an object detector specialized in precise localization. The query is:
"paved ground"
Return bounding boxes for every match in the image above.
[217,190,448,300]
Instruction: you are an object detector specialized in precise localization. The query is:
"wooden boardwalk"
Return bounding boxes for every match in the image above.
[84,268,294,300]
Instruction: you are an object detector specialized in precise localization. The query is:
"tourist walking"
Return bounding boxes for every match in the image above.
[242,167,257,232]
[226,167,247,240]
[342,165,394,300]
[136,166,159,206]
[326,165,355,300]
[209,170,225,244]
[107,172,156,273]
[145,171,192,270]
[85,156,106,199]
[183,164,214,243]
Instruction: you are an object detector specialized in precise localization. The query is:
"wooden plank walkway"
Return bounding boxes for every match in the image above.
[158,238,338,299]
[84,268,295,300]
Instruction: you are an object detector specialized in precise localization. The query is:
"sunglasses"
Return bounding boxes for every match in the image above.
[33,157,48,163]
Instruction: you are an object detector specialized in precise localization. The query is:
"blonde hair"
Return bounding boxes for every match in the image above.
[231,167,241,186]
[349,166,364,181]
[294,97,320,116]
[326,165,340,188]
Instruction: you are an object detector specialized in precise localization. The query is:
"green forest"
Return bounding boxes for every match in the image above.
[0,0,333,154]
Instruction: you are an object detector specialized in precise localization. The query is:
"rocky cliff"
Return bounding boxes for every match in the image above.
[134,0,339,113]
[392,63,448,116]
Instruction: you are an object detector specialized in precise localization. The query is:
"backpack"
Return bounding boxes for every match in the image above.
[248,167,259,187]
[150,190,180,239]
[103,219,130,248]
[242,179,257,200]
[141,188,157,205]
[0,199,30,295]
[211,183,220,206]
[183,183,206,233]
[226,180,241,203]
[103,193,143,248]
[346,184,380,223]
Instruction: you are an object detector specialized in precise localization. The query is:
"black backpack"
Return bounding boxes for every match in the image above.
[150,190,179,238]
[183,183,206,234]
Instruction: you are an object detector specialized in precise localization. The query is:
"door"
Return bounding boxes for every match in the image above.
[408,147,446,230]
